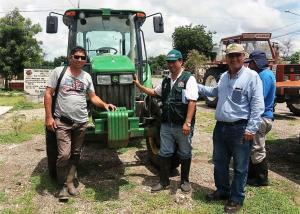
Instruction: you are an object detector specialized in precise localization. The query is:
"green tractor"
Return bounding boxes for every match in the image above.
[46,8,179,175]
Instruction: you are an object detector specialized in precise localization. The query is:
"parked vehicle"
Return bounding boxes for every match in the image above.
[201,33,300,115]
[46,8,179,171]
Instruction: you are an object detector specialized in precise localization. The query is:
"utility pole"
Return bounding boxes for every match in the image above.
[285,10,300,63]
[78,0,80,8]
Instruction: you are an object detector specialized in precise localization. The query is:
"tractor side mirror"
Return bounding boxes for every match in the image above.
[153,16,164,33]
[46,16,58,33]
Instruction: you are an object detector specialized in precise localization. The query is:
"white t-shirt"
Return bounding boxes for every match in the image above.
[154,70,199,101]
[47,66,95,123]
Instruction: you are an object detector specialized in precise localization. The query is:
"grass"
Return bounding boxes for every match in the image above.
[196,111,215,133]
[0,119,44,144]
[192,148,207,157]
[0,191,6,203]
[0,95,43,111]
[266,131,278,141]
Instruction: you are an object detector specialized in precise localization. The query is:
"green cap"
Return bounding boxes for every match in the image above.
[166,49,182,61]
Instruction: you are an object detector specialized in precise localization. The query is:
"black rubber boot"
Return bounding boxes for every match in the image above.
[151,156,171,192]
[57,166,70,201]
[247,158,269,187]
[180,158,191,193]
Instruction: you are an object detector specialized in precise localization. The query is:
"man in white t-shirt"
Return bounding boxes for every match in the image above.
[44,46,116,201]
[133,49,198,193]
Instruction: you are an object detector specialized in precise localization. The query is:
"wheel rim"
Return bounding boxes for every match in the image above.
[148,137,159,155]
[290,104,300,110]
[205,75,217,101]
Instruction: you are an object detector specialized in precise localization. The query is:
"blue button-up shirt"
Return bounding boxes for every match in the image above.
[198,66,264,134]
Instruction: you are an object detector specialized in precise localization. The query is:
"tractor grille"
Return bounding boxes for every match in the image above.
[284,65,300,74]
[92,73,134,109]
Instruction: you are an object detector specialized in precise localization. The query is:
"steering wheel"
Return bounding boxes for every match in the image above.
[96,47,118,55]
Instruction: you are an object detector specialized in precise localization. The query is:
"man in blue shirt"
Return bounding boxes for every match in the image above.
[244,51,276,187]
[198,43,264,213]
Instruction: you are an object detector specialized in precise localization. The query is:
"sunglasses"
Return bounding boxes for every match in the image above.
[227,53,243,58]
[73,55,86,60]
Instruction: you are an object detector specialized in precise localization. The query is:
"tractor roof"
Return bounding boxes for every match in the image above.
[221,33,272,44]
[64,8,146,17]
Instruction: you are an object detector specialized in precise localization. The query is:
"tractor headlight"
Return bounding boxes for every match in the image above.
[119,74,133,84]
[97,75,111,85]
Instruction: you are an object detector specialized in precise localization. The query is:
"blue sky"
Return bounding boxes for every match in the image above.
[0,0,299,60]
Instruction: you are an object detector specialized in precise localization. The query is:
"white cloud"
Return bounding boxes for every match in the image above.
[0,0,299,60]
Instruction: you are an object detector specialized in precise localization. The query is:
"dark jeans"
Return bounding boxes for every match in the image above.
[212,121,252,204]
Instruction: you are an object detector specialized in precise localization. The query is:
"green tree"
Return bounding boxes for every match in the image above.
[185,49,207,73]
[0,8,43,89]
[149,54,167,74]
[289,51,300,64]
[172,24,215,60]
[53,56,68,67]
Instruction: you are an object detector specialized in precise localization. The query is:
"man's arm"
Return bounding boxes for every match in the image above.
[182,100,197,136]
[133,75,158,97]
[88,92,116,111]
[245,75,265,140]
[198,84,218,97]
[44,87,57,132]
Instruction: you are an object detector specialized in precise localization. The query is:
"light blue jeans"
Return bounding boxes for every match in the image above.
[159,122,194,159]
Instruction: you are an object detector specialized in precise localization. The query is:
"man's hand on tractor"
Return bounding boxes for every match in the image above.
[104,103,117,111]
[132,74,140,86]
[45,117,57,132]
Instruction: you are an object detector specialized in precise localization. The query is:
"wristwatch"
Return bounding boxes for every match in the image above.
[186,121,191,127]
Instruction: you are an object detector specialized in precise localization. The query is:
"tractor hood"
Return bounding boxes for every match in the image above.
[91,55,135,73]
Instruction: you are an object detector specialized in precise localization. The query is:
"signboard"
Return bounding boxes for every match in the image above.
[24,69,52,96]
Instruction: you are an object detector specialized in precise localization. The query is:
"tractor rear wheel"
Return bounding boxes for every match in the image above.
[203,68,221,107]
[146,136,180,171]
[287,101,300,116]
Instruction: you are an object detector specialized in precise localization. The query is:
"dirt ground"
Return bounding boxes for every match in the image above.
[0,102,299,213]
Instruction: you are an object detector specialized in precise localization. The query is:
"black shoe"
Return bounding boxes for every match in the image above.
[224,200,242,213]
[151,182,170,192]
[58,185,69,202]
[206,191,229,201]
[180,181,191,193]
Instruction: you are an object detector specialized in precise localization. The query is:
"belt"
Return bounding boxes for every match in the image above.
[217,119,248,126]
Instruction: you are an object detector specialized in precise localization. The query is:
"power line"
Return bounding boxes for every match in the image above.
[270,21,300,33]
[273,30,300,39]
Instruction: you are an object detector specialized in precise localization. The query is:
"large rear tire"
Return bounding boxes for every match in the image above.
[146,136,180,170]
[287,101,300,116]
[203,68,222,107]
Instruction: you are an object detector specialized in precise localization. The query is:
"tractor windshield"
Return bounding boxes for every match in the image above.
[240,41,273,60]
[76,15,136,60]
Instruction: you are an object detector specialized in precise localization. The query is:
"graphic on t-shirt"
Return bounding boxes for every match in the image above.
[61,77,85,95]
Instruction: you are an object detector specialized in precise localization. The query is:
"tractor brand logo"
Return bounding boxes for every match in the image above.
[178,81,185,88]
[26,70,32,75]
